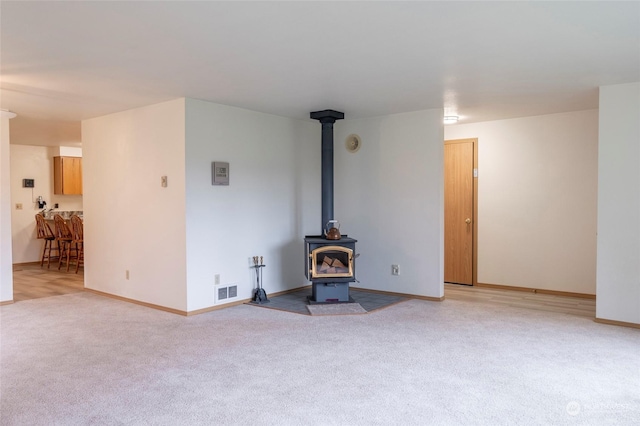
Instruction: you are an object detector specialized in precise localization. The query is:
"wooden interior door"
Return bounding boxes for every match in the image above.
[444,139,476,285]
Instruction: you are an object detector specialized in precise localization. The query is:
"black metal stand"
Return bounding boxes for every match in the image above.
[251,257,269,304]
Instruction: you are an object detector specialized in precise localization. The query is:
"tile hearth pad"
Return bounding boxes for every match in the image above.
[248,288,407,316]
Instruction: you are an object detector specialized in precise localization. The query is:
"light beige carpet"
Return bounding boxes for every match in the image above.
[1,292,639,425]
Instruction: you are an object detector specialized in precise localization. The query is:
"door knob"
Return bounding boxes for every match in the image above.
[465,218,471,224]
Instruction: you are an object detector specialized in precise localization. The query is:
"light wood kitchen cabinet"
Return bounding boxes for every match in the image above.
[53,156,83,195]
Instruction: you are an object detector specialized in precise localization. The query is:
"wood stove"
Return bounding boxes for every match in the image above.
[304,236,357,303]
[306,109,357,303]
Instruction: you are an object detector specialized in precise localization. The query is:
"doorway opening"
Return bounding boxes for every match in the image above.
[444,138,478,286]
[8,145,85,303]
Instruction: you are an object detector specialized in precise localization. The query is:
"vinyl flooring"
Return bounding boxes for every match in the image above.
[444,283,596,318]
[11,263,84,302]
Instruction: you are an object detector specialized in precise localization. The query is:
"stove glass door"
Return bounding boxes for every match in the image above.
[311,246,353,278]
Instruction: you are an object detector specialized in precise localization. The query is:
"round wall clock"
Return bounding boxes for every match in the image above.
[345,134,362,153]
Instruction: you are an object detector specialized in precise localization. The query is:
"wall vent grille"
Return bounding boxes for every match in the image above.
[215,284,238,304]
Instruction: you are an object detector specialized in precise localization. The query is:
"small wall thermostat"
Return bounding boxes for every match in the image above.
[212,162,230,186]
[23,179,35,188]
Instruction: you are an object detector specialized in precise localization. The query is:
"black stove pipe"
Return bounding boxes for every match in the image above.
[310,109,344,234]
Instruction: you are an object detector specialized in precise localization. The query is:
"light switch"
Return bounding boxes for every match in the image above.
[161,176,168,187]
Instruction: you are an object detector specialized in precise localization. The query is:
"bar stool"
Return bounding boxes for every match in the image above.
[70,214,84,273]
[34,214,59,268]
[53,214,76,271]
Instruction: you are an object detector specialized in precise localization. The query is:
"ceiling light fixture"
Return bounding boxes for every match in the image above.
[443,116,459,124]
[0,109,17,119]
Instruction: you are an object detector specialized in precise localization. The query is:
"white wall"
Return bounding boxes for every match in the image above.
[184,99,319,311]
[334,110,444,298]
[445,110,598,294]
[597,82,640,325]
[10,145,83,263]
[10,145,51,263]
[82,99,187,311]
[84,99,440,312]
[1,115,14,302]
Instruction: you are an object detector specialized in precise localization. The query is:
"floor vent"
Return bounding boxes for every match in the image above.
[215,284,238,304]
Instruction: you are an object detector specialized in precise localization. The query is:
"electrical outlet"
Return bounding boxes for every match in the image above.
[391,264,400,276]
[161,176,168,187]
[215,274,220,285]
[15,203,22,210]
[126,270,130,280]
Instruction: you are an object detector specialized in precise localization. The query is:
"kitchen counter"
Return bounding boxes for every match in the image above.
[41,210,83,220]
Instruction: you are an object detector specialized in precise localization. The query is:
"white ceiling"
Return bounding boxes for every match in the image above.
[1,1,639,146]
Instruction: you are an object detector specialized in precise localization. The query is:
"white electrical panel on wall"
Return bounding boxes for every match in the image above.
[212,162,229,185]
